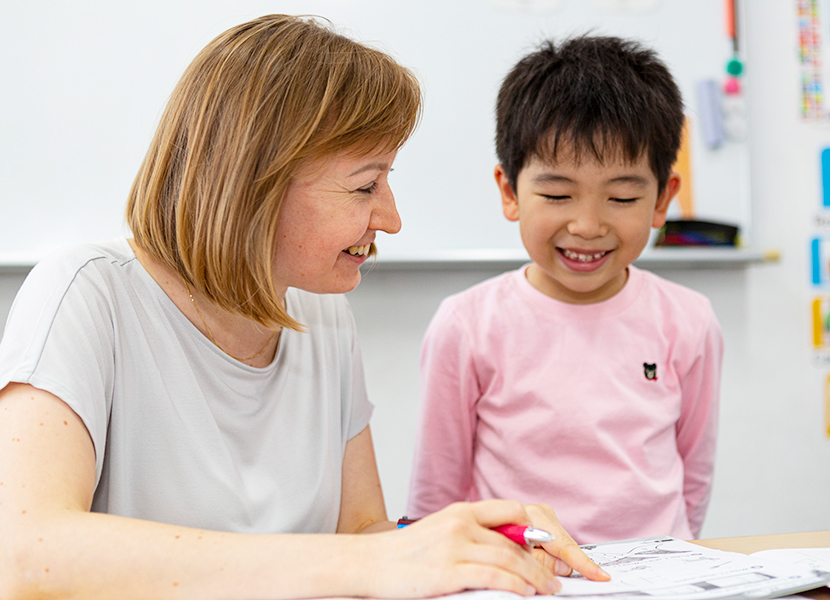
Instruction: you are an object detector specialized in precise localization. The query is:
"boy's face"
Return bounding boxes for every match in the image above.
[496,147,679,304]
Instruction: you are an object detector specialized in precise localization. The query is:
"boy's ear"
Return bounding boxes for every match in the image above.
[495,164,520,222]
[652,171,682,229]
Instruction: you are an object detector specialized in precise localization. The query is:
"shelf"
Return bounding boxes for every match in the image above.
[0,252,45,275]
[0,247,779,275]
[361,247,779,271]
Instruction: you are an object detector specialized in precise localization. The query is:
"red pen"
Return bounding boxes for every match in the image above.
[397,517,554,546]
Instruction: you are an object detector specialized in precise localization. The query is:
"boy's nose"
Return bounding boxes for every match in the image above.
[567,207,607,238]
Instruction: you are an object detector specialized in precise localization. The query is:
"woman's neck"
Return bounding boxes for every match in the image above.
[127,239,281,368]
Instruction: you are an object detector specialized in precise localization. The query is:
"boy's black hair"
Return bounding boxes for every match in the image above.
[496,35,684,193]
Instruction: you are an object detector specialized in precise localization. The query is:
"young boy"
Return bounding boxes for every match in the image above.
[407,36,723,544]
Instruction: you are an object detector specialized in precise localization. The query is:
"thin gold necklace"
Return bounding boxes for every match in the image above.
[183,279,277,363]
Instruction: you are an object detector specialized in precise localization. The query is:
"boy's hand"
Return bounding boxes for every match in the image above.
[525,503,611,581]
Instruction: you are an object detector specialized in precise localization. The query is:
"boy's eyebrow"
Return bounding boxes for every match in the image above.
[607,175,650,186]
[531,173,575,184]
[531,173,651,186]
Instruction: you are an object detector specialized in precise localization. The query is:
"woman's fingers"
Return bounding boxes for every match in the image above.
[548,540,609,581]
[531,548,574,577]
[384,501,562,596]
[462,531,560,595]
[440,503,560,594]
[525,503,610,581]
[454,562,561,597]
[467,499,532,529]
[539,536,609,581]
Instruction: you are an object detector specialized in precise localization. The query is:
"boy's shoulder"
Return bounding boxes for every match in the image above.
[633,266,711,303]
[630,266,718,324]
[438,268,521,311]
[429,268,525,332]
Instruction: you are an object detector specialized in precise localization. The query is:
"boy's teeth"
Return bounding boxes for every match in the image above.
[347,244,370,256]
[563,249,607,262]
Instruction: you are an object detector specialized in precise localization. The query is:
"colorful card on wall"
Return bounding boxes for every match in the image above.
[822,148,830,206]
[797,0,830,120]
[812,296,830,348]
[810,237,830,284]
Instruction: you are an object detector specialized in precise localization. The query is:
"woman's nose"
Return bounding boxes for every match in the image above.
[372,188,402,234]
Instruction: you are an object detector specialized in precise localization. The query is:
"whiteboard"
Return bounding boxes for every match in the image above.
[0,0,750,260]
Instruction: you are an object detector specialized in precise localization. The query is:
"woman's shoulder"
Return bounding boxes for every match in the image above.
[6,239,137,340]
[28,238,135,286]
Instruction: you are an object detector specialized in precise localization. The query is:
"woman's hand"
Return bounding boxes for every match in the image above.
[364,500,561,597]
[525,503,610,582]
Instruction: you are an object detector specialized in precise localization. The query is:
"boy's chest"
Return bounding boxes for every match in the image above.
[473,318,685,434]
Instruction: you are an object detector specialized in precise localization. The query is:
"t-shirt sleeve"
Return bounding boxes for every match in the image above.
[0,255,114,483]
[676,300,723,538]
[407,298,479,518]
[342,300,373,442]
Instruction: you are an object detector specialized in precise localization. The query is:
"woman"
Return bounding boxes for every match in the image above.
[0,14,606,599]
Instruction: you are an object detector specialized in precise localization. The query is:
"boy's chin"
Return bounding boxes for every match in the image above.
[530,264,629,304]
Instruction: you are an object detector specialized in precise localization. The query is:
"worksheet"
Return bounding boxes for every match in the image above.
[453,537,830,600]
[750,547,830,573]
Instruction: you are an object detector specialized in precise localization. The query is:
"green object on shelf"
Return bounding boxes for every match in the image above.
[726,57,743,76]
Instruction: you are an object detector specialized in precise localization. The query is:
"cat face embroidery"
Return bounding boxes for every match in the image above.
[643,363,658,381]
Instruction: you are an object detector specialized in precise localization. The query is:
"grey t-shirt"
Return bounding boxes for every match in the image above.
[0,238,373,534]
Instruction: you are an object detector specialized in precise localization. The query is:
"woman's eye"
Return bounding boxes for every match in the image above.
[357,182,378,194]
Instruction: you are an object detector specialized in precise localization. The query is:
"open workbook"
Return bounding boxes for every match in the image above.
[451,537,830,600]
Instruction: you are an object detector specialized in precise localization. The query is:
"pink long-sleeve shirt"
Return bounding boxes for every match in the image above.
[407,265,722,543]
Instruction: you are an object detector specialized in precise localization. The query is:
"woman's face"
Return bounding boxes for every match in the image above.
[272,147,401,296]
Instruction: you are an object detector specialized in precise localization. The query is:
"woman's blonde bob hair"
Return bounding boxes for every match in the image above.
[126,14,422,331]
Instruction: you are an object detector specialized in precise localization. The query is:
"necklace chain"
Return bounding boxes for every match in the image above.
[183,279,277,363]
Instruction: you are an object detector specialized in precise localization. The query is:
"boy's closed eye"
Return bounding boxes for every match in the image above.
[540,195,639,203]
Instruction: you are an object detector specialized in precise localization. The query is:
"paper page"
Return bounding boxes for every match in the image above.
[434,537,830,600]
[750,547,830,573]
[557,536,830,599]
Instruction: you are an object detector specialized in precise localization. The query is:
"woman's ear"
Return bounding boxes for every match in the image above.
[495,164,520,222]
[652,171,682,228]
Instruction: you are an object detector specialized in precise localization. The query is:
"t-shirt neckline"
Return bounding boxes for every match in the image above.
[119,237,285,372]
[511,263,645,321]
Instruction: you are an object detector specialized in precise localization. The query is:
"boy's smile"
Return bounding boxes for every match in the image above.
[496,148,680,304]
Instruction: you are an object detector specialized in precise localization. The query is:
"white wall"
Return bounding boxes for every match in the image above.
[0,0,748,259]
[1,0,829,539]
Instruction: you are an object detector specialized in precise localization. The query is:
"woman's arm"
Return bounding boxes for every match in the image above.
[337,426,395,534]
[0,384,560,599]
[0,383,365,599]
